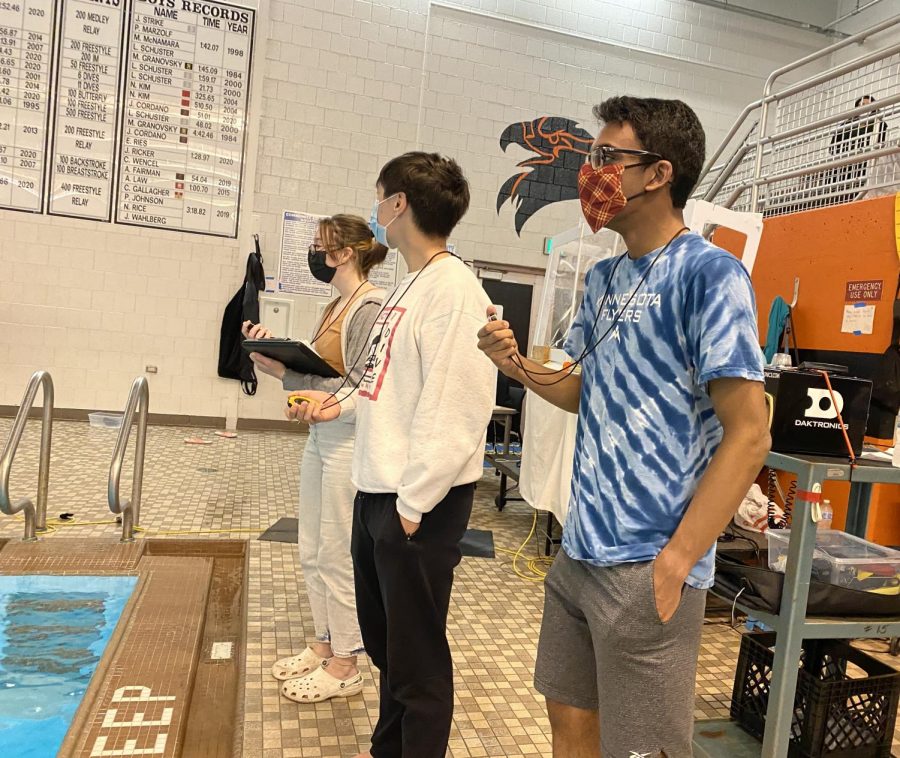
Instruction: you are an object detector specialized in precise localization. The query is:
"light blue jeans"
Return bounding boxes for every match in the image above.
[298,418,364,657]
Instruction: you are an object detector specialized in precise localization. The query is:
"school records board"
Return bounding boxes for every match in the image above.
[0,0,254,237]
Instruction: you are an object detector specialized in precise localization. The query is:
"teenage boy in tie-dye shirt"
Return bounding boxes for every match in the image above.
[478,96,770,757]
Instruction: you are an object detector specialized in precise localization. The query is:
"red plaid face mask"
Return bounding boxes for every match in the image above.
[578,163,629,232]
[578,162,651,232]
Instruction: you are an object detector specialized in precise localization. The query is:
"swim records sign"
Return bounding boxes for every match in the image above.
[0,0,255,237]
[48,0,127,221]
[0,0,57,213]
[116,0,253,235]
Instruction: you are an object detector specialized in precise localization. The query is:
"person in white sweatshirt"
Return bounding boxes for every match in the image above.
[243,214,386,703]
[286,152,496,758]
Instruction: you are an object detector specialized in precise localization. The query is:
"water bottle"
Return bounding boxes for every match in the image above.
[819,499,833,530]
[771,352,792,369]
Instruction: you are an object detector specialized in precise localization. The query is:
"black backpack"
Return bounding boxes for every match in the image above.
[218,235,265,395]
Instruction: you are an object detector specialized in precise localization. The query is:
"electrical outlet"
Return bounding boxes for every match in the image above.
[145,365,158,374]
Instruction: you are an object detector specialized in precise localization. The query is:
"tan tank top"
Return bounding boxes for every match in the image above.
[314,285,372,376]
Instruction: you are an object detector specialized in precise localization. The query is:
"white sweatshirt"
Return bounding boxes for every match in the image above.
[340,256,496,522]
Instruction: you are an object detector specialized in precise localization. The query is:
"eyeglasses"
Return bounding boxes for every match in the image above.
[588,145,662,170]
[309,244,337,256]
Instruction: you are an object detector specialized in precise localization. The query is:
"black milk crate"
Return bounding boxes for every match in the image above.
[730,632,900,757]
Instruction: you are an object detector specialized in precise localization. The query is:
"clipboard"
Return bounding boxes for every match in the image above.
[242,339,341,378]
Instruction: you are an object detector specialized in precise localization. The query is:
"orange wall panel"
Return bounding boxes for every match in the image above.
[726,197,900,548]
[864,488,900,546]
[714,195,898,355]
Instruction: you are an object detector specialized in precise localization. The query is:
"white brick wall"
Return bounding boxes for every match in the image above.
[0,215,245,417]
[833,0,897,35]
[1,0,835,420]
[830,0,898,62]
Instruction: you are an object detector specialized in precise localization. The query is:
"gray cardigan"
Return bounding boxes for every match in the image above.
[282,291,384,393]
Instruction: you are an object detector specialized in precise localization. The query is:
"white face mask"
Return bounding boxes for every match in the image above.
[369,194,399,248]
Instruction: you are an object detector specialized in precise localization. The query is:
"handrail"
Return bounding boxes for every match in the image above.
[703,142,754,201]
[751,17,899,209]
[754,93,900,149]
[108,377,149,543]
[698,107,761,188]
[762,13,899,93]
[0,371,53,541]
[698,14,900,186]
[703,94,900,203]
[762,43,900,107]
[723,143,900,209]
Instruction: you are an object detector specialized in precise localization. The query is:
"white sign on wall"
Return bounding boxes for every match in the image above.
[841,303,876,336]
[48,0,126,220]
[115,0,254,236]
[367,247,398,290]
[1,0,255,237]
[0,0,55,213]
[278,210,332,297]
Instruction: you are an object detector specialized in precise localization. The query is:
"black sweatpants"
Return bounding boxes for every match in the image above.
[351,484,474,758]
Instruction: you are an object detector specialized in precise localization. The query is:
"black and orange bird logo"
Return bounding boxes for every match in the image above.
[496,116,594,235]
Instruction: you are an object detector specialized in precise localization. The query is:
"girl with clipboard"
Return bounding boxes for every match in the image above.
[243,214,386,702]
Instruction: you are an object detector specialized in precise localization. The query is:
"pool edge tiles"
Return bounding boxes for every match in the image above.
[61,556,214,758]
[0,539,145,575]
[0,574,139,758]
[0,539,248,758]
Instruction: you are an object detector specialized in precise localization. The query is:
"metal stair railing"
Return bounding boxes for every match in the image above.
[726,140,899,210]
[108,377,149,543]
[0,371,54,541]
[696,14,900,213]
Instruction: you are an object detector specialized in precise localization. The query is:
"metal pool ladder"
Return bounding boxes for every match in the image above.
[0,370,54,541]
[108,377,150,543]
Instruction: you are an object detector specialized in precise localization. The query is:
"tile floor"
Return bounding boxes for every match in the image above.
[0,418,896,756]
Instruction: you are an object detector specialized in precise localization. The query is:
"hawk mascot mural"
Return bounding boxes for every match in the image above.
[496,116,594,235]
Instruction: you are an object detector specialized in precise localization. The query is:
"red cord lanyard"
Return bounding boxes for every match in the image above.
[816,369,857,466]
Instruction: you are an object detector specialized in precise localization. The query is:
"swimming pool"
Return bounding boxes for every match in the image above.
[0,575,138,757]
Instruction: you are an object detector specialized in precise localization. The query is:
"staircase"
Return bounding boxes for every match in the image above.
[694,14,900,217]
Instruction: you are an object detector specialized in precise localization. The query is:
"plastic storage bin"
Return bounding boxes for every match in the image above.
[88,412,124,430]
[767,529,900,592]
[731,632,900,757]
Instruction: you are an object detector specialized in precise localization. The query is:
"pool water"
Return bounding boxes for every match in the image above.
[0,575,137,757]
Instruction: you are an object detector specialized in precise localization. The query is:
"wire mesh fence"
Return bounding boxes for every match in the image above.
[696,48,900,216]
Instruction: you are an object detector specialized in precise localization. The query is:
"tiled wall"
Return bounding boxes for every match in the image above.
[1,0,835,420]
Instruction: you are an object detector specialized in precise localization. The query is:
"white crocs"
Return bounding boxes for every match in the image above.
[270,647,327,681]
[280,663,364,703]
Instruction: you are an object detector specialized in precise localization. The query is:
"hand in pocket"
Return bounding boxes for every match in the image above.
[398,513,420,538]
[652,550,687,624]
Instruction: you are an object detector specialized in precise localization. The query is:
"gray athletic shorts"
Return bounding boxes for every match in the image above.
[534,550,706,758]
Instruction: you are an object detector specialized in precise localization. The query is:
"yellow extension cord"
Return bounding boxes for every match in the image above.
[16,516,262,538]
[495,509,555,583]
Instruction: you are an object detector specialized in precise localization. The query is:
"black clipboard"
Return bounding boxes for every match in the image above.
[242,339,341,378]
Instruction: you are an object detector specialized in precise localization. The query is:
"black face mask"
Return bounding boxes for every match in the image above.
[308,248,337,283]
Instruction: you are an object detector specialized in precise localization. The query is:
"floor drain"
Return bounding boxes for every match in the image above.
[197,467,219,474]
[210,641,234,660]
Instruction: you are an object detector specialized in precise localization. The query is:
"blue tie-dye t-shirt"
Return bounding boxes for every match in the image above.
[563,232,765,589]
